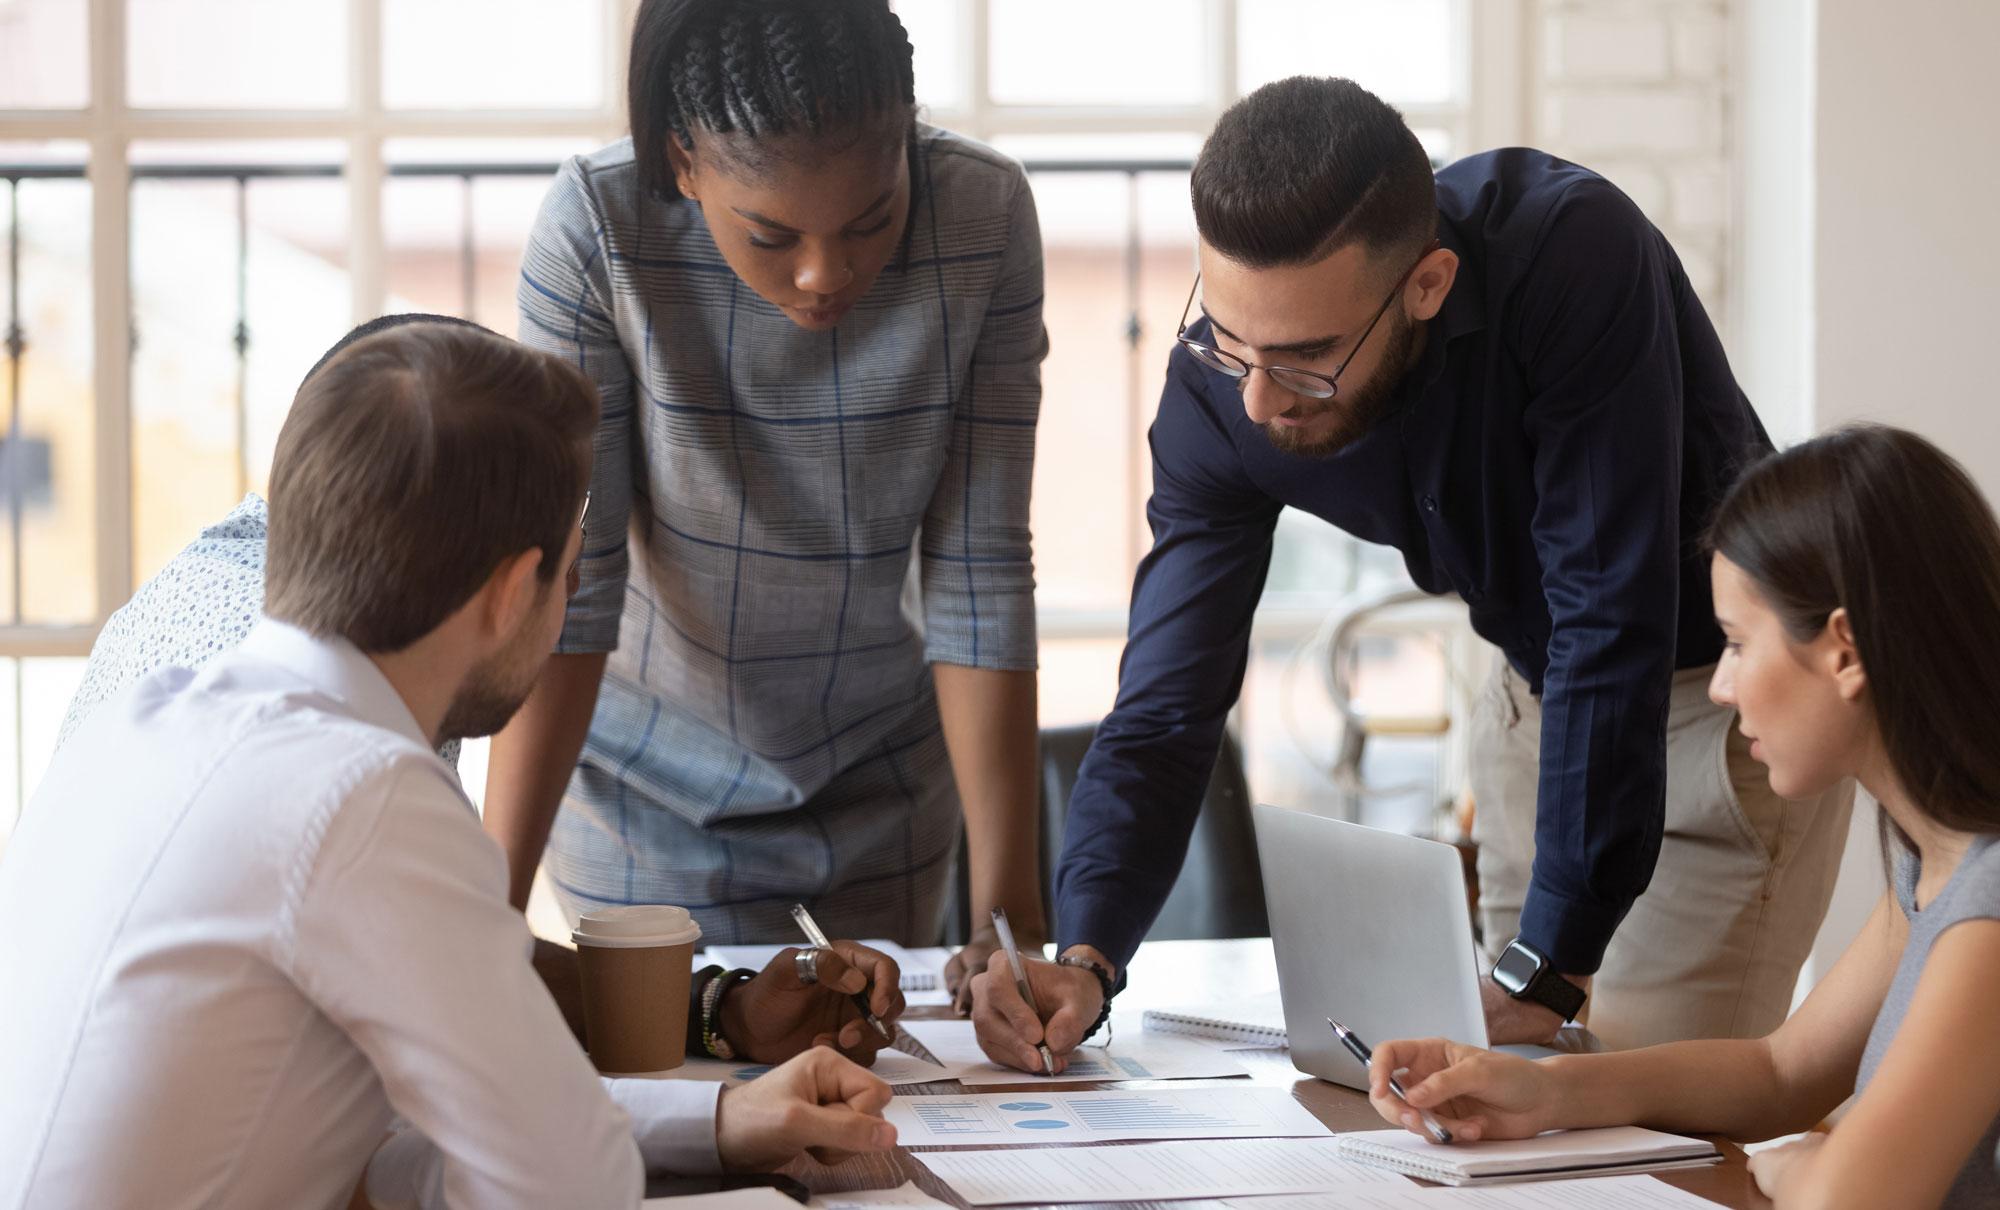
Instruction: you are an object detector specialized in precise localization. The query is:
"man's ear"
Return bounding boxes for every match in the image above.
[1405,245,1458,323]
[1825,607,1868,702]
[479,548,548,640]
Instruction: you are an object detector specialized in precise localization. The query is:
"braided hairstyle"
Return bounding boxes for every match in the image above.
[629,0,918,200]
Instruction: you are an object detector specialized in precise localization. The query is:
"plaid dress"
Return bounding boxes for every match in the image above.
[517,126,1044,944]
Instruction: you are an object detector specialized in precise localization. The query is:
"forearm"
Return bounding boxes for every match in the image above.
[1546,1036,1810,1141]
[482,651,607,909]
[933,664,1044,936]
[1521,653,1674,973]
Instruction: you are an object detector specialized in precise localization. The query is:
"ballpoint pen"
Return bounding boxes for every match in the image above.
[789,902,893,1042]
[1328,1016,1454,1144]
[992,906,1056,1076]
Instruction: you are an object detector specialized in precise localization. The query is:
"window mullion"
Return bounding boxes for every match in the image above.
[90,0,133,619]
[349,0,386,324]
[967,0,992,142]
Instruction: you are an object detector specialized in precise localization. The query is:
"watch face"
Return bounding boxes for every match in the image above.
[1492,944,1542,995]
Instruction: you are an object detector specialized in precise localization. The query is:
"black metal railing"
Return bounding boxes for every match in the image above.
[0,156,1194,627]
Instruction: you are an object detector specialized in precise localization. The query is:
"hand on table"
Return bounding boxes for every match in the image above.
[715,1047,897,1171]
[945,920,1049,1014]
[1478,971,1590,1045]
[720,943,905,1065]
[1365,1036,1559,1143]
[968,950,1103,1074]
[1747,1132,1827,1201]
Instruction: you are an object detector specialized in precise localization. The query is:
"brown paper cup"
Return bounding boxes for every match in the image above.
[573,906,703,1076]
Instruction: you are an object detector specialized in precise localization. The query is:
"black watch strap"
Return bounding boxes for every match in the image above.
[1525,968,1586,1022]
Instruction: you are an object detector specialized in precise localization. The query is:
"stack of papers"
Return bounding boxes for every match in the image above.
[1220,1174,1727,1207]
[914,1137,1408,1205]
[666,1048,969,1087]
[1336,1126,1723,1185]
[898,1018,1249,1085]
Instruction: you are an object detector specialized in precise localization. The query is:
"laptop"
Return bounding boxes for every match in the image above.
[1251,803,1557,1091]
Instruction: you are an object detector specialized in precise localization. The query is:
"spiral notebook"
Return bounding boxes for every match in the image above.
[1334,1126,1722,1186]
[1140,991,1289,1047]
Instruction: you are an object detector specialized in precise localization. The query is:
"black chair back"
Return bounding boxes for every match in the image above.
[940,722,1269,945]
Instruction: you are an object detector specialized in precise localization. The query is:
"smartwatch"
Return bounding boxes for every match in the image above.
[1491,937,1587,1022]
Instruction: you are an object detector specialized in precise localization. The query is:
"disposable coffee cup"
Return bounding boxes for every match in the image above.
[573,905,703,1076]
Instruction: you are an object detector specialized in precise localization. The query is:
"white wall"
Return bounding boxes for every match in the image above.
[1529,0,1737,332]
[1730,0,1815,447]
[1813,0,2000,494]
[1738,0,2000,990]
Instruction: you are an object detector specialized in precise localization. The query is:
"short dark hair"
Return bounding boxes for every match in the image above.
[627,0,917,201]
[1710,424,2000,841]
[265,324,598,654]
[1191,76,1437,270]
[298,311,486,389]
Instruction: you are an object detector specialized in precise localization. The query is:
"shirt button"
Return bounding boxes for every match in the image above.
[1421,494,1438,513]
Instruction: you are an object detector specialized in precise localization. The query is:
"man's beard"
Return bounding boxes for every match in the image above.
[438,639,540,742]
[1259,314,1418,458]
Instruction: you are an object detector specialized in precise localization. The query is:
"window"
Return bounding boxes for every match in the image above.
[0,0,1506,835]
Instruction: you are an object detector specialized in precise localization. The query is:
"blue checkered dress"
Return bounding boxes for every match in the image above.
[517,127,1044,944]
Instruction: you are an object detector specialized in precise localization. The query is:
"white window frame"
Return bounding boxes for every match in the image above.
[0,0,1524,663]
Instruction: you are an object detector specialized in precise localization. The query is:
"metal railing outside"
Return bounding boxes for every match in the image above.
[0,154,1195,621]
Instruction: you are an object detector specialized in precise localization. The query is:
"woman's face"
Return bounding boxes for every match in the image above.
[669,129,910,332]
[1707,553,1870,800]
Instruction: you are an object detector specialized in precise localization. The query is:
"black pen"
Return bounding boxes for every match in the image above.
[790,903,893,1042]
[1327,1016,1453,1144]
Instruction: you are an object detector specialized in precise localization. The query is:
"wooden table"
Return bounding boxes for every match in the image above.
[779,939,1772,1209]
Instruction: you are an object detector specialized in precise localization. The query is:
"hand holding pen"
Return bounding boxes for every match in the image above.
[1330,1017,1454,1144]
[990,907,1057,1076]
[790,903,894,1042]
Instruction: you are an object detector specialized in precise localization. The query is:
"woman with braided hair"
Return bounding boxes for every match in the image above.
[498,0,1050,1053]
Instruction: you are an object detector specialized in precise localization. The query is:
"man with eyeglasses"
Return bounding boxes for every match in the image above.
[968,76,1855,1069]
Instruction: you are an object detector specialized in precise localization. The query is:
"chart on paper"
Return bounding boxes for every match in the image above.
[885,1087,1330,1146]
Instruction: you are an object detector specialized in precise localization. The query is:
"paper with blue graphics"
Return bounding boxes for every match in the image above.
[883,1086,1329,1146]
[898,1018,1249,1086]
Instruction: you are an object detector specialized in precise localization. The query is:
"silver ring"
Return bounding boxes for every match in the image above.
[795,946,822,986]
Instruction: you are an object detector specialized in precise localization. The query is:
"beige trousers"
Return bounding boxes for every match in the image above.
[1469,660,1854,1050]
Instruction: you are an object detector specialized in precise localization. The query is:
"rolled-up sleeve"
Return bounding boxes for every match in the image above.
[918,165,1045,672]
[518,157,636,655]
[1054,347,1282,970]
[1514,181,1685,974]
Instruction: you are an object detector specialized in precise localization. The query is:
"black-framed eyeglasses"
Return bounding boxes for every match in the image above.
[565,492,592,600]
[1175,241,1438,400]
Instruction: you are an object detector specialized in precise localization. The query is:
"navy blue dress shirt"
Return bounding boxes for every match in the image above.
[1054,148,1772,976]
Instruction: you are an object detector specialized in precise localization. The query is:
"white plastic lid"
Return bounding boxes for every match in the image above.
[571,905,703,949]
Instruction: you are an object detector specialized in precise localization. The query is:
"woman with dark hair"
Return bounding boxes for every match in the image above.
[1363,424,2000,1209]
[493,0,1048,1034]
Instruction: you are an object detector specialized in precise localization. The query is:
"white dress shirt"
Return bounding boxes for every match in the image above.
[0,619,721,1210]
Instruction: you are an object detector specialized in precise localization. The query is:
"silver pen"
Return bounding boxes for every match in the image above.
[991,906,1055,1076]
[789,903,893,1041]
[1328,1017,1454,1144]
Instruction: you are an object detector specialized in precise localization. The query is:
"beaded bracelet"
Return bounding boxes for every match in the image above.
[1057,954,1119,1044]
[702,968,758,1060]
[686,965,725,1057]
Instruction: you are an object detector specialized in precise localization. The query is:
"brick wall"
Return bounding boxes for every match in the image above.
[1527,0,1735,333]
